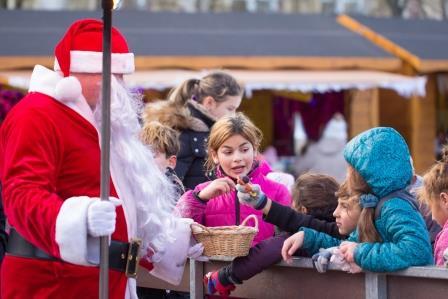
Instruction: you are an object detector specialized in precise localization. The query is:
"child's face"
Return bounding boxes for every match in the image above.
[333,198,361,235]
[203,95,242,119]
[430,192,448,226]
[153,151,176,172]
[212,134,255,179]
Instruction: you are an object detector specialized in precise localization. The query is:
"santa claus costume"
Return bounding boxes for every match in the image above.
[0,19,179,299]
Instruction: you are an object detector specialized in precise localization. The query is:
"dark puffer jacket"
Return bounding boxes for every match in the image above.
[143,99,217,190]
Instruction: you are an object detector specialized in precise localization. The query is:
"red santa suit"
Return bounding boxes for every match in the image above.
[0,66,134,299]
[0,19,156,299]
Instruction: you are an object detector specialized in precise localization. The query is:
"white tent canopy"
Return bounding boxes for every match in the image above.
[1,69,426,98]
[127,70,426,98]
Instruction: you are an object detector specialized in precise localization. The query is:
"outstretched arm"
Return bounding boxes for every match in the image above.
[264,201,342,238]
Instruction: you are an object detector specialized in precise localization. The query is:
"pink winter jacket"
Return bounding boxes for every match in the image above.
[175,165,292,245]
[434,220,448,266]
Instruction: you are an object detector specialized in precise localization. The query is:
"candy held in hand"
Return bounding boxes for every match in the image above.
[237,176,257,197]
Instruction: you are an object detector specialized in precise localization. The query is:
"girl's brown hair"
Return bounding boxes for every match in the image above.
[205,112,262,173]
[167,71,242,106]
[140,121,180,157]
[347,166,382,243]
[292,173,339,222]
[420,145,448,207]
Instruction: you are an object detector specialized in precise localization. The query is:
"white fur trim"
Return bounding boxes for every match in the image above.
[28,65,96,127]
[54,51,135,74]
[125,278,138,299]
[29,65,63,99]
[267,172,295,192]
[55,76,82,102]
[55,196,96,266]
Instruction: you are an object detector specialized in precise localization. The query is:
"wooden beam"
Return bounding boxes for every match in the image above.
[409,75,437,174]
[135,56,400,71]
[337,14,421,71]
[419,60,448,73]
[0,57,53,71]
[0,55,401,72]
[349,89,380,138]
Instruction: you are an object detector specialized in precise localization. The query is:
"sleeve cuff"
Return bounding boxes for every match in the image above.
[353,243,363,266]
[192,191,207,205]
[55,196,96,266]
[299,227,315,252]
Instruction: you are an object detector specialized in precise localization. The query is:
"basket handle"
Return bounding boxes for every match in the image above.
[190,222,211,233]
[240,214,258,230]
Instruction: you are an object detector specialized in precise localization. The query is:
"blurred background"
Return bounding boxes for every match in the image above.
[1,0,447,178]
[1,0,448,18]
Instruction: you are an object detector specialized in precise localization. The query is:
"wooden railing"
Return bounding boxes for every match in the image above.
[137,257,448,299]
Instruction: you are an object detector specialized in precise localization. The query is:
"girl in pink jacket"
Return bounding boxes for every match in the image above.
[175,113,291,245]
[420,145,448,266]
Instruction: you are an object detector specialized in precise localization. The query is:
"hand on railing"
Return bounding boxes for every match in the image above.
[312,246,362,274]
[281,231,304,264]
[339,241,358,263]
[187,242,208,262]
[312,248,333,273]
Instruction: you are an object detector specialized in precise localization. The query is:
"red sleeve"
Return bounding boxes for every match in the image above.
[0,104,64,258]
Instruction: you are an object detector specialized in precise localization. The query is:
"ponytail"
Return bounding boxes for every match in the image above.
[167,71,242,108]
[166,78,199,106]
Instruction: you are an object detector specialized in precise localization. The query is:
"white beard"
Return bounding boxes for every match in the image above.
[93,76,177,255]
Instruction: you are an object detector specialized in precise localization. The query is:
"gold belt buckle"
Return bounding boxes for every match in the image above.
[125,238,142,278]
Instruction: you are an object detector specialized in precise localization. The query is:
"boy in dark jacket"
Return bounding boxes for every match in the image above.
[140,121,185,199]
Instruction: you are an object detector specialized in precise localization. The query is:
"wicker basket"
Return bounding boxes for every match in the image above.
[191,214,259,257]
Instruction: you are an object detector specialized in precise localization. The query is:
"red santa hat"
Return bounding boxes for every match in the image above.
[54,19,135,102]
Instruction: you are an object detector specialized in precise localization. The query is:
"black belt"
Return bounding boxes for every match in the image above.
[6,228,141,277]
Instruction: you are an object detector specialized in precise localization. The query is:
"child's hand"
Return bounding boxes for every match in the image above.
[198,177,235,201]
[312,247,334,273]
[339,241,358,263]
[281,231,304,264]
[236,183,267,210]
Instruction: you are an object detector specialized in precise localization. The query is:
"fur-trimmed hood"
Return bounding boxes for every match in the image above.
[143,99,216,133]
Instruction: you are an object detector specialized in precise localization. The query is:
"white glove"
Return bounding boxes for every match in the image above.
[236,183,267,210]
[87,197,121,237]
[329,248,362,274]
[443,247,448,267]
[187,242,208,262]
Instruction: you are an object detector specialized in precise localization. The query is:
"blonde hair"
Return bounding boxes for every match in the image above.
[205,112,262,173]
[347,166,382,243]
[140,121,180,157]
[420,145,448,207]
[167,71,242,106]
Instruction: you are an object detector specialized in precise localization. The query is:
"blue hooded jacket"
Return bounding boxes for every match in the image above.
[301,127,433,272]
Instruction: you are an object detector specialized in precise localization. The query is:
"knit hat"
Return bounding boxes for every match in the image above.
[53,19,134,102]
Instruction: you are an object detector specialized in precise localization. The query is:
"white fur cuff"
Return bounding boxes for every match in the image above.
[55,196,95,266]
